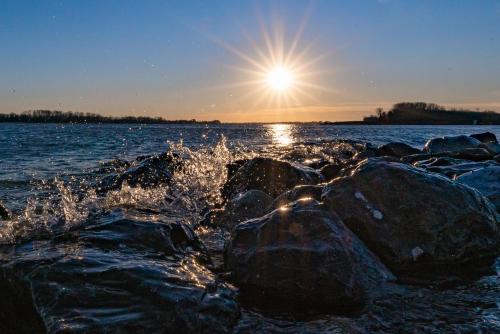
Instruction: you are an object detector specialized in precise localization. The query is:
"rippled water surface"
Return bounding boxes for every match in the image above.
[2,123,500,333]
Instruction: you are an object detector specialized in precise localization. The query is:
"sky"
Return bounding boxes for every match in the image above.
[1,0,500,122]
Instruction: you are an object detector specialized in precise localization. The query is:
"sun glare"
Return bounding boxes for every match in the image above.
[210,9,333,112]
[266,66,294,91]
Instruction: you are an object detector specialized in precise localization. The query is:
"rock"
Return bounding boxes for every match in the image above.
[402,148,493,164]
[303,158,330,170]
[96,152,178,194]
[272,185,324,208]
[213,190,273,230]
[225,200,394,311]
[423,135,481,154]
[222,157,323,200]
[352,144,383,161]
[470,132,498,144]
[0,203,10,220]
[319,163,342,180]
[378,142,421,157]
[0,210,240,333]
[456,166,500,212]
[480,142,500,155]
[322,158,500,282]
[415,158,498,178]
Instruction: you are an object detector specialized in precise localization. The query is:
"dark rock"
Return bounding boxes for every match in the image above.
[470,132,498,144]
[226,159,249,181]
[480,142,500,155]
[378,142,421,157]
[213,190,273,230]
[225,200,394,311]
[322,158,500,282]
[96,152,178,194]
[456,166,500,212]
[272,184,324,208]
[402,148,493,165]
[303,158,330,170]
[0,210,239,333]
[415,158,498,178]
[319,163,342,180]
[352,144,383,161]
[0,203,10,220]
[423,135,481,154]
[222,157,323,200]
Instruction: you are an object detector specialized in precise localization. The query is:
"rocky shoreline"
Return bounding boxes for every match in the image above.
[2,132,500,333]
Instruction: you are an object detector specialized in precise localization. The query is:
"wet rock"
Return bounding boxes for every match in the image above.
[403,148,493,164]
[96,152,178,194]
[302,158,330,170]
[222,157,323,200]
[0,202,10,220]
[470,132,498,144]
[225,200,394,311]
[480,142,500,155]
[352,144,383,161]
[319,163,342,180]
[213,190,273,230]
[456,166,500,212]
[322,158,500,282]
[272,184,324,208]
[378,142,421,157]
[415,158,498,178]
[423,135,481,154]
[0,210,240,333]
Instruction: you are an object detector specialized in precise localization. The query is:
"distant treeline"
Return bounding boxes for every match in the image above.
[363,102,500,125]
[0,110,221,124]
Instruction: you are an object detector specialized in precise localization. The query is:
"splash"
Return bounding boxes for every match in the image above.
[0,136,246,244]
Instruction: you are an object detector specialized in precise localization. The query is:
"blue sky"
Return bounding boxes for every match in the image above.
[1,0,499,121]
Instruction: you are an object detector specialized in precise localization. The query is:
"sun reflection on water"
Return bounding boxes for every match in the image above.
[266,123,295,146]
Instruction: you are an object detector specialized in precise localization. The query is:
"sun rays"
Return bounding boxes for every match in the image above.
[208,9,333,113]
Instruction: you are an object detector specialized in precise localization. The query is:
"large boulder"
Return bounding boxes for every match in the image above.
[470,132,498,144]
[0,210,239,333]
[378,142,421,158]
[423,135,481,154]
[456,166,500,212]
[222,157,322,200]
[213,190,273,230]
[225,200,394,311]
[322,159,500,281]
[96,152,178,194]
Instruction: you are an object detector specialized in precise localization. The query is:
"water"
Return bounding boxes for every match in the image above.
[1,123,500,333]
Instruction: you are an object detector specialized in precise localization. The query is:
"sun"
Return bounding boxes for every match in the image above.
[209,10,333,110]
[266,66,294,91]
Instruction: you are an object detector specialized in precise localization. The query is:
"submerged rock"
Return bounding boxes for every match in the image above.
[225,200,394,311]
[0,202,10,220]
[378,142,421,157]
[423,135,481,154]
[213,190,273,230]
[456,166,500,212]
[96,152,178,194]
[470,132,498,144]
[322,158,500,282]
[222,157,322,200]
[0,210,239,333]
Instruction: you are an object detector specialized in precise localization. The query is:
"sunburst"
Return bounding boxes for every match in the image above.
[209,9,333,111]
